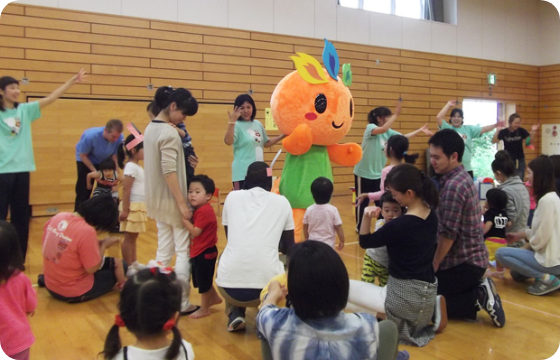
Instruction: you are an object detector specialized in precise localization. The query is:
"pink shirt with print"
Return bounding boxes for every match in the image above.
[0,271,37,356]
[42,213,101,298]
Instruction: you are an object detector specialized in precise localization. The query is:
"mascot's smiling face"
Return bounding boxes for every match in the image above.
[270,39,354,147]
[271,70,354,146]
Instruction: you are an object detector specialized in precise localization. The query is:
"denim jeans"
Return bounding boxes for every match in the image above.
[495,247,560,279]
[515,157,526,180]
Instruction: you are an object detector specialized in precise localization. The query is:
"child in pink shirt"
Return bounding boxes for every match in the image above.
[303,177,345,250]
[0,221,37,360]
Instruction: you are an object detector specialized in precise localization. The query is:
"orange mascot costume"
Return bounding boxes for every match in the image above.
[271,39,362,242]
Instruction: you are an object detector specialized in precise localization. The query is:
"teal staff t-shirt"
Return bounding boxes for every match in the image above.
[353,123,400,180]
[232,120,269,182]
[440,120,482,172]
[0,102,41,174]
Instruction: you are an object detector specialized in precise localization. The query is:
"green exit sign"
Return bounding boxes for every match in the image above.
[487,73,496,86]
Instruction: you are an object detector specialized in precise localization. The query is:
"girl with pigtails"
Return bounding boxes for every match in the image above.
[101,268,195,360]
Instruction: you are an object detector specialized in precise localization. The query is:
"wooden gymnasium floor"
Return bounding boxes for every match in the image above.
[21,196,560,360]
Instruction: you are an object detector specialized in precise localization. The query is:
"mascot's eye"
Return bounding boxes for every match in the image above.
[349,99,354,117]
[315,94,327,114]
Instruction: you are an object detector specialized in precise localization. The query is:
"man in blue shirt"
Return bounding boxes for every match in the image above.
[74,119,123,211]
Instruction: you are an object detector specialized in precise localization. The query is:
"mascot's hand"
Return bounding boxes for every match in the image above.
[283,124,313,155]
[327,143,362,166]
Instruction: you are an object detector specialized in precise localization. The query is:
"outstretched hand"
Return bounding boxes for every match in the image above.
[531,123,541,132]
[71,69,87,84]
[447,100,457,107]
[420,123,434,136]
[228,107,242,123]
[356,193,369,207]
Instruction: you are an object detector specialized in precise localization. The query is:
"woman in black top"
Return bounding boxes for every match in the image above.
[347,163,446,347]
[493,113,540,179]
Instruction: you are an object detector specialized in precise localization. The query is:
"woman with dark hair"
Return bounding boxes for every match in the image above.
[496,156,560,296]
[0,70,86,261]
[356,134,419,206]
[144,86,199,315]
[101,268,194,360]
[353,101,432,229]
[493,113,540,179]
[491,150,530,236]
[257,241,406,360]
[550,154,560,194]
[41,195,126,303]
[349,163,447,347]
[224,94,286,190]
[216,161,295,332]
[436,100,504,178]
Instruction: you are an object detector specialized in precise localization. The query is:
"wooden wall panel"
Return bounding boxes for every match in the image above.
[0,2,555,210]
[540,65,560,152]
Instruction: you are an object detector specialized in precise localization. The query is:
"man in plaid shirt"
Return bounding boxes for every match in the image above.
[429,129,505,328]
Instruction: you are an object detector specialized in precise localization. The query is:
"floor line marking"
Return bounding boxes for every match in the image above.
[501,299,560,319]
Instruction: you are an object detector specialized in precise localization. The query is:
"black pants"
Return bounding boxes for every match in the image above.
[354,175,381,230]
[0,172,31,260]
[74,161,97,211]
[436,263,486,320]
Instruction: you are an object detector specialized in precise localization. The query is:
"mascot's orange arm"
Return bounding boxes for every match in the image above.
[282,123,313,155]
[327,143,362,166]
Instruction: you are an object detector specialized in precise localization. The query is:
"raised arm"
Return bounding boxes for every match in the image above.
[38,69,87,109]
[404,123,434,139]
[480,120,505,135]
[436,100,456,128]
[371,100,401,135]
[224,107,242,145]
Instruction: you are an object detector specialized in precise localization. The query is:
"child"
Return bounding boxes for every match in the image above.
[0,221,37,360]
[148,96,198,185]
[483,188,511,278]
[356,134,419,207]
[101,268,195,360]
[361,191,403,287]
[182,174,222,319]
[87,157,123,200]
[117,133,147,276]
[303,177,345,250]
[257,240,408,360]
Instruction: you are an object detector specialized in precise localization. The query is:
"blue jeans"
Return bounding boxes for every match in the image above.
[515,157,526,180]
[495,247,560,279]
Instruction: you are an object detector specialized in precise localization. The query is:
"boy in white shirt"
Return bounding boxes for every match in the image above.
[303,177,345,250]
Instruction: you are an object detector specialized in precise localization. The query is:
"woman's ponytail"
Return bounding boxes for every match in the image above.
[421,172,439,209]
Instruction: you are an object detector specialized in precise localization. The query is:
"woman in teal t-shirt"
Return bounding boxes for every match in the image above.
[224,94,285,190]
[353,101,432,229]
[0,69,86,260]
[436,100,504,178]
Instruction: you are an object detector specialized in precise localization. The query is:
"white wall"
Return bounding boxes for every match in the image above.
[9,0,560,66]
[540,1,560,65]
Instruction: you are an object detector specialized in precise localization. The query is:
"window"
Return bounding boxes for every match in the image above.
[339,0,447,22]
